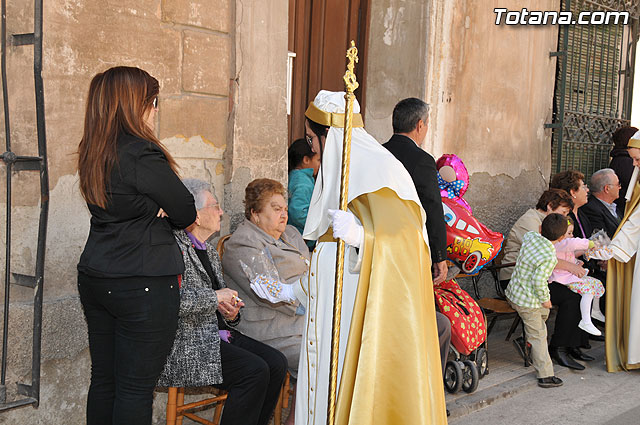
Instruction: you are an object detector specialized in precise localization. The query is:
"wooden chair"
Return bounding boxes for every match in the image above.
[216,234,231,259]
[166,387,227,425]
[273,371,294,424]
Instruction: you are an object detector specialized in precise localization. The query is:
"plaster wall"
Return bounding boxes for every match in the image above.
[0,1,288,423]
[365,0,559,233]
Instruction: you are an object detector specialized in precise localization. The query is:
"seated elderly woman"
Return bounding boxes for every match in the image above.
[223,178,309,425]
[499,186,593,371]
[158,178,287,425]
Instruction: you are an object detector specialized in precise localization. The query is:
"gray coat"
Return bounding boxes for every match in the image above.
[222,220,308,347]
[158,230,238,387]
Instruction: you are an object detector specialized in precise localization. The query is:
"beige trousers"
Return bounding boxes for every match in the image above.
[509,302,555,378]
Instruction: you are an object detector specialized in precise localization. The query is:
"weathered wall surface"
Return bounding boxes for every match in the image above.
[364,0,430,141]
[365,0,558,233]
[224,0,289,231]
[0,0,287,423]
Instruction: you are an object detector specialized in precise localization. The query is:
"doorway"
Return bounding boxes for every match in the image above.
[288,0,371,142]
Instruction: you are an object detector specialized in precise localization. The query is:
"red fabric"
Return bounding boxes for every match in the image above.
[177,274,182,288]
[434,279,486,355]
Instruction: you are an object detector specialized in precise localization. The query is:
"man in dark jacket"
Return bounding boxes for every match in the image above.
[383,97,448,284]
[383,98,451,384]
[580,168,623,238]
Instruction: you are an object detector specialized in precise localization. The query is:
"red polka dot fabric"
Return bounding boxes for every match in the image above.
[434,279,486,355]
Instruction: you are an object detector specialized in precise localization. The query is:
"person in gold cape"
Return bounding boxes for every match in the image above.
[607,131,640,372]
[299,90,446,424]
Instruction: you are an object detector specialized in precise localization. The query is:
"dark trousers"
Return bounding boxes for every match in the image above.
[214,331,287,425]
[548,281,586,349]
[436,312,452,377]
[78,273,180,425]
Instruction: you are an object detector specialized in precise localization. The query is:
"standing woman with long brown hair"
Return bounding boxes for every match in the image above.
[76,66,196,425]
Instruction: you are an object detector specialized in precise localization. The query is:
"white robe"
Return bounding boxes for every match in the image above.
[610,204,640,364]
[294,242,360,425]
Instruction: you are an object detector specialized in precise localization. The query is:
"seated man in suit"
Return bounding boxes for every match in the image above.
[580,168,623,238]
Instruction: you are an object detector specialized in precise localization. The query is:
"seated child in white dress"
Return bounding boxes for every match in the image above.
[548,218,605,336]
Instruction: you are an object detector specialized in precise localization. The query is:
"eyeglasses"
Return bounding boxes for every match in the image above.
[305,135,314,150]
[202,202,221,212]
[152,97,158,109]
[607,182,622,189]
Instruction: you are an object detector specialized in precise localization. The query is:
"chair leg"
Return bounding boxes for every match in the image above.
[167,387,178,425]
[213,399,224,425]
[505,315,522,341]
[282,372,291,409]
[487,315,498,335]
[176,388,185,425]
[274,386,283,425]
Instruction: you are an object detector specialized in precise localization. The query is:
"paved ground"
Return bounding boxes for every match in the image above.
[172,275,640,425]
[448,317,640,425]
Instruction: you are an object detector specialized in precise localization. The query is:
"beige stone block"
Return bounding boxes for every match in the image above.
[42,0,183,188]
[162,135,225,160]
[162,0,230,33]
[158,96,228,147]
[182,31,231,95]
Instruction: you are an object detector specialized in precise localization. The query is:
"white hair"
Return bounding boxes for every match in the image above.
[181,178,215,210]
[589,168,616,193]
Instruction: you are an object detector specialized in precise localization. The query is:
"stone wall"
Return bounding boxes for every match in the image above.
[0,0,288,423]
[365,0,559,233]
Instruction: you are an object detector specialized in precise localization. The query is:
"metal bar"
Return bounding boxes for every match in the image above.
[587,22,595,114]
[555,0,571,173]
[625,21,638,120]
[604,19,613,115]
[615,16,622,117]
[29,0,49,408]
[10,273,36,288]
[569,6,577,111]
[595,25,603,115]
[577,5,585,112]
[11,33,34,46]
[0,0,13,394]
[0,397,37,411]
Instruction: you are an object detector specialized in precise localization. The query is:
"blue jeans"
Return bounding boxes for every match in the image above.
[78,273,179,425]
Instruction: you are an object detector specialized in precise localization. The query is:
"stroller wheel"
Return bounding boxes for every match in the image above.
[444,360,463,394]
[461,360,479,393]
[476,347,489,377]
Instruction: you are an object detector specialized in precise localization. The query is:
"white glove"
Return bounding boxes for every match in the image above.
[249,274,296,304]
[328,209,364,248]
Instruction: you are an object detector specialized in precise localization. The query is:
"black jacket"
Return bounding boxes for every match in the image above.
[579,194,622,238]
[78,133,196,278]
[383,134,448,263]
[609,147,634,212]
[569,208,593,239]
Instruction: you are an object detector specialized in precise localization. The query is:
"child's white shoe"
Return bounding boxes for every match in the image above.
[579,320,602,336]
[591,310,605,323]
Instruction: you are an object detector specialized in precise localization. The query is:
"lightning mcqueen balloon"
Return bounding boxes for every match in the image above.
[441,197,503,274]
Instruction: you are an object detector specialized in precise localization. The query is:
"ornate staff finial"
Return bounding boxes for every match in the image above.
[344,40,359,94]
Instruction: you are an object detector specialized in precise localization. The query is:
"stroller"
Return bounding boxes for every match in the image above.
[435,278,488,394]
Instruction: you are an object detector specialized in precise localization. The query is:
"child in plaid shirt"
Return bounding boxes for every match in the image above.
[505,213,568,388]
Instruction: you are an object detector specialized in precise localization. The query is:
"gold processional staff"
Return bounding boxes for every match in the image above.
[327,40,359,425]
